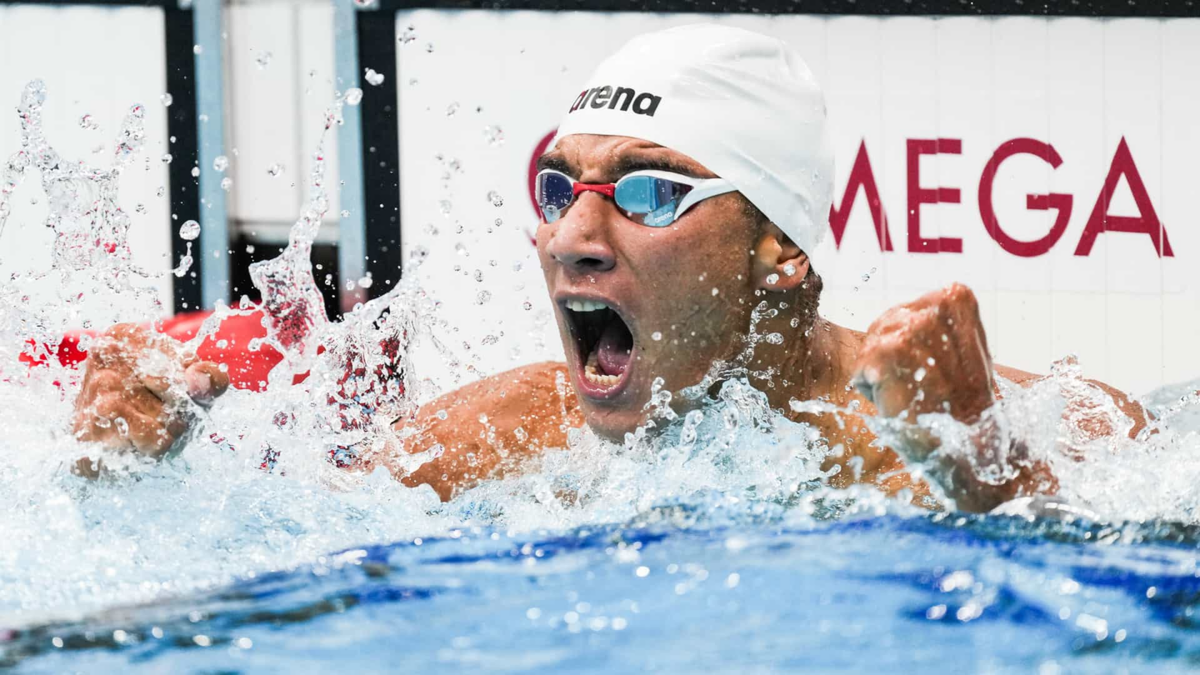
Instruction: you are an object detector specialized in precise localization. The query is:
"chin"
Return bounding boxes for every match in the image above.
[579,404,646,443]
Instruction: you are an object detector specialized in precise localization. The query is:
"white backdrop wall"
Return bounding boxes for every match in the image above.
[225,1,342,240]
[395,9,1200,396]
[0,4,173,312]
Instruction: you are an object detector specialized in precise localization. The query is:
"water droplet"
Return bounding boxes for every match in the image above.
[439,200,452,215]
[340,209,350,218]
[487,190,503,207]
[473,269,484,282]
[344,88,363,106]
[400,25,417,44]
[161,153,173,164]
[364,68,385,86]
[914,367,927,382]
[156,187,166,197]
[358,276,373,289]
[446,102,459,117]
[135,204,146,214]
[425,43,435,53]
[267,163,284,177]
[764,332,785,345]
[765,273,780,285]
[475,290,492,305]
[255,51,273,69]
[652,331,663,341]
[482,125,505,146]
[78,114,97,130]
[220,177,233,191]
[790,318,800,328]
[213,155,228,172]
[190,166,200,178]
[161,93,173,107]
[192,44,203,55]
[711,288,720,296]
[179,220,200,241]
[522,301,533,311]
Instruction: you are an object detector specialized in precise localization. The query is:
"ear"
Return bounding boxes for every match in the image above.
[751,223,811,292]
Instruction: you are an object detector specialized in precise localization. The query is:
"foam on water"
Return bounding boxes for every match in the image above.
[0,83,1198,633]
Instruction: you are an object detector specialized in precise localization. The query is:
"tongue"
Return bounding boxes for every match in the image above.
[595,319,633,376]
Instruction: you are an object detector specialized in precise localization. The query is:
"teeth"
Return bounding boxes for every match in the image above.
[584,363,621,388]
[566,299,610,312]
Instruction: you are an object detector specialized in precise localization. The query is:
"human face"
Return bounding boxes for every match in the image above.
[535,134,764,440]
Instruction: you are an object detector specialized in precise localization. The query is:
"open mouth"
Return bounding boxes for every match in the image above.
[562,299,635,398]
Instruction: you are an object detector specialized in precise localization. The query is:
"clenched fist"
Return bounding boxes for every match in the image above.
[851,283,996,425]
[72,323,229,469]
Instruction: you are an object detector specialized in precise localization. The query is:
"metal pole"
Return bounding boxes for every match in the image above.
[191,0,229,308]
[335,0,367,312]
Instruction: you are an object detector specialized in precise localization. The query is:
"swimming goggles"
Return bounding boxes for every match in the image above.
[535,169,736,228]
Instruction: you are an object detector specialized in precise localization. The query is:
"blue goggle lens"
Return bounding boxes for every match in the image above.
[614,175,693,228]
[536,172,575,223]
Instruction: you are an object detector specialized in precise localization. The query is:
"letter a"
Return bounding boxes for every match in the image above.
[1074,137,1173,257]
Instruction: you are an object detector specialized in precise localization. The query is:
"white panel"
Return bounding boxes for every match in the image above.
[226,2,338,227]
[394,11,1200,394]
[0,5,172,314]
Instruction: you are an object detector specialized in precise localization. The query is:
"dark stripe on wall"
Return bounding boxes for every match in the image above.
[370,0,1199,17]
[356,9,404,299]
[163,6,203,313]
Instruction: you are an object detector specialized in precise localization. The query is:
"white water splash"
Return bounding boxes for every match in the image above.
[0,80,1198,634]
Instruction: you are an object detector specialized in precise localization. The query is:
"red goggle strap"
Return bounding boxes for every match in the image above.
[572,182,616,199]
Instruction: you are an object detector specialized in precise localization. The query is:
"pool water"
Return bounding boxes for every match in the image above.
[4,81,1200,674]
[9,511,1200,673]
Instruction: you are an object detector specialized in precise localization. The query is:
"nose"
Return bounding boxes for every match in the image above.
[544,192,617,273]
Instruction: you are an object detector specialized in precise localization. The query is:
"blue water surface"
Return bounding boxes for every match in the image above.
[8,509,1200,674]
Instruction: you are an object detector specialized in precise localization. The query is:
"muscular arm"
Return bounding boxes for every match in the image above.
[850,284,1151,512]
[378,361,584,501]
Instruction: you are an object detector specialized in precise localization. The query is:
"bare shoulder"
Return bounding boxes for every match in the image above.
[993,363,1149,438]
[994,364,1042,386]
[432,361,573,407]
[385,361,581,501]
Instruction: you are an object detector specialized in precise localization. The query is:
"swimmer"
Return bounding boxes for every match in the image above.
[70,24,1148,513]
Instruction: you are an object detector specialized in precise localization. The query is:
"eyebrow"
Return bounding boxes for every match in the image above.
[610,155,701,180]
[535,152,701,182]
[536,153,574,175]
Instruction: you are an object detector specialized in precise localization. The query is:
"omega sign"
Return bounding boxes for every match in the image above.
[527,132,1174,258]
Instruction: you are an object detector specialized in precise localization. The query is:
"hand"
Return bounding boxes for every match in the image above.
[72,323,230,468]
[851,283,995,424]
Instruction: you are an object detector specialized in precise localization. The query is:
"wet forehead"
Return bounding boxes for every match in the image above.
[538,134,717,183]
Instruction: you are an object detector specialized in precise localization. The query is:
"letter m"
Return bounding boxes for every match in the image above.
[829,140,893,251]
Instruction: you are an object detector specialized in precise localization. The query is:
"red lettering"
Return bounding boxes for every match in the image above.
[906,138,962,253]
[829,140,893,252]
[1074,137,1173,257]
[978,139,1073,257]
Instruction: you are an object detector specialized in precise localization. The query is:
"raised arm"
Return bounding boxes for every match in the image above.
[850,283,1149,512]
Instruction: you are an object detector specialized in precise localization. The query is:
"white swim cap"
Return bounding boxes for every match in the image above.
[553,24,835,256]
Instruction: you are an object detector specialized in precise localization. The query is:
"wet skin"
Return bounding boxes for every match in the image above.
[70,135,1149,512]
